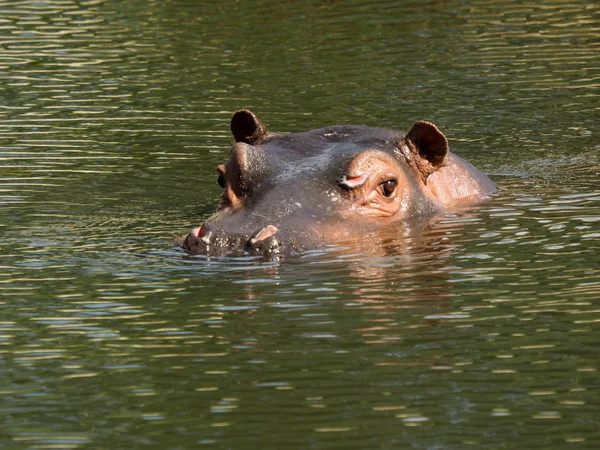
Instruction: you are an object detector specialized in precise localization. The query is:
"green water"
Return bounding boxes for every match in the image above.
[1,0,599,448]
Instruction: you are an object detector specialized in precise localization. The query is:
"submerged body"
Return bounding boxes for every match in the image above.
[182,110,495,256]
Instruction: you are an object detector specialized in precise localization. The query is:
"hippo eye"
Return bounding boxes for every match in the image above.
[217,173,225,189]
[381,180,397,197]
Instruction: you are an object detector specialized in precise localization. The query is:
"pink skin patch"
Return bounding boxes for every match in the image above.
[191,225,204,238]
[251,224,279,242]
[341,172,369,188]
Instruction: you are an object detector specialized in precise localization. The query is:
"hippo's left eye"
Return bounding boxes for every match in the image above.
[381,180,397,197]
[217,173,225,189]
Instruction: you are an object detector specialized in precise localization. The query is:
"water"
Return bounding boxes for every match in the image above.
[1,0,599,448]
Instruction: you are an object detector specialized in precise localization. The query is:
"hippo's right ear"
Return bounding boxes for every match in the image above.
[405,121,448,168]
[231,109,268,145]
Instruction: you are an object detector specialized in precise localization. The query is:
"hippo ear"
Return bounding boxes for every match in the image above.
[405,121,448,168]
[231,109,268,144]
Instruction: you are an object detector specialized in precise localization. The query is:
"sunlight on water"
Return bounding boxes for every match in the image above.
[0,0,599,448]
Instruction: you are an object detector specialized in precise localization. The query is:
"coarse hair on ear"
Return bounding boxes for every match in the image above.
[230,109,268,144]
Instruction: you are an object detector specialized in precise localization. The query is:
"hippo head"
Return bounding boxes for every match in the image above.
[182,109,458,257]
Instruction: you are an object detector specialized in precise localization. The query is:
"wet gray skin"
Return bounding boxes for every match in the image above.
[182,110,495,257]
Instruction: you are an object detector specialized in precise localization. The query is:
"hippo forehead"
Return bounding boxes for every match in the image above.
[249,125,402,182]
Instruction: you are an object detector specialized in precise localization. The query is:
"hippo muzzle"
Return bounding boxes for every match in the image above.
[183,223,289,257]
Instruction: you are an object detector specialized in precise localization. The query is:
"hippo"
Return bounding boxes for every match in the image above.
[182,110,495,257]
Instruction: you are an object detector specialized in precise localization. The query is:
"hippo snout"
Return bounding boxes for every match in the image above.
[182,223,285,257]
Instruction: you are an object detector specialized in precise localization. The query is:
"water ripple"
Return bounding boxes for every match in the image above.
[0,0,599,448]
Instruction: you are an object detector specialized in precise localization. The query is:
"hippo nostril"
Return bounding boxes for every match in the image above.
[182,224,212,249]
[248,225,279,245]
[190,224,213,245]
[191,226,203,238]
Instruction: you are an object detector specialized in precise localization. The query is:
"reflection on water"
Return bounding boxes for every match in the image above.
[1,0,599,448]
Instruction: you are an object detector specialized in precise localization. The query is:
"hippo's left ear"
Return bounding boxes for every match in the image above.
[231,109,268,145]
[405,121,448,169]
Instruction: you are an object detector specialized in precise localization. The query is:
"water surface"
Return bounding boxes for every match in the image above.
[1,0,599,448]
